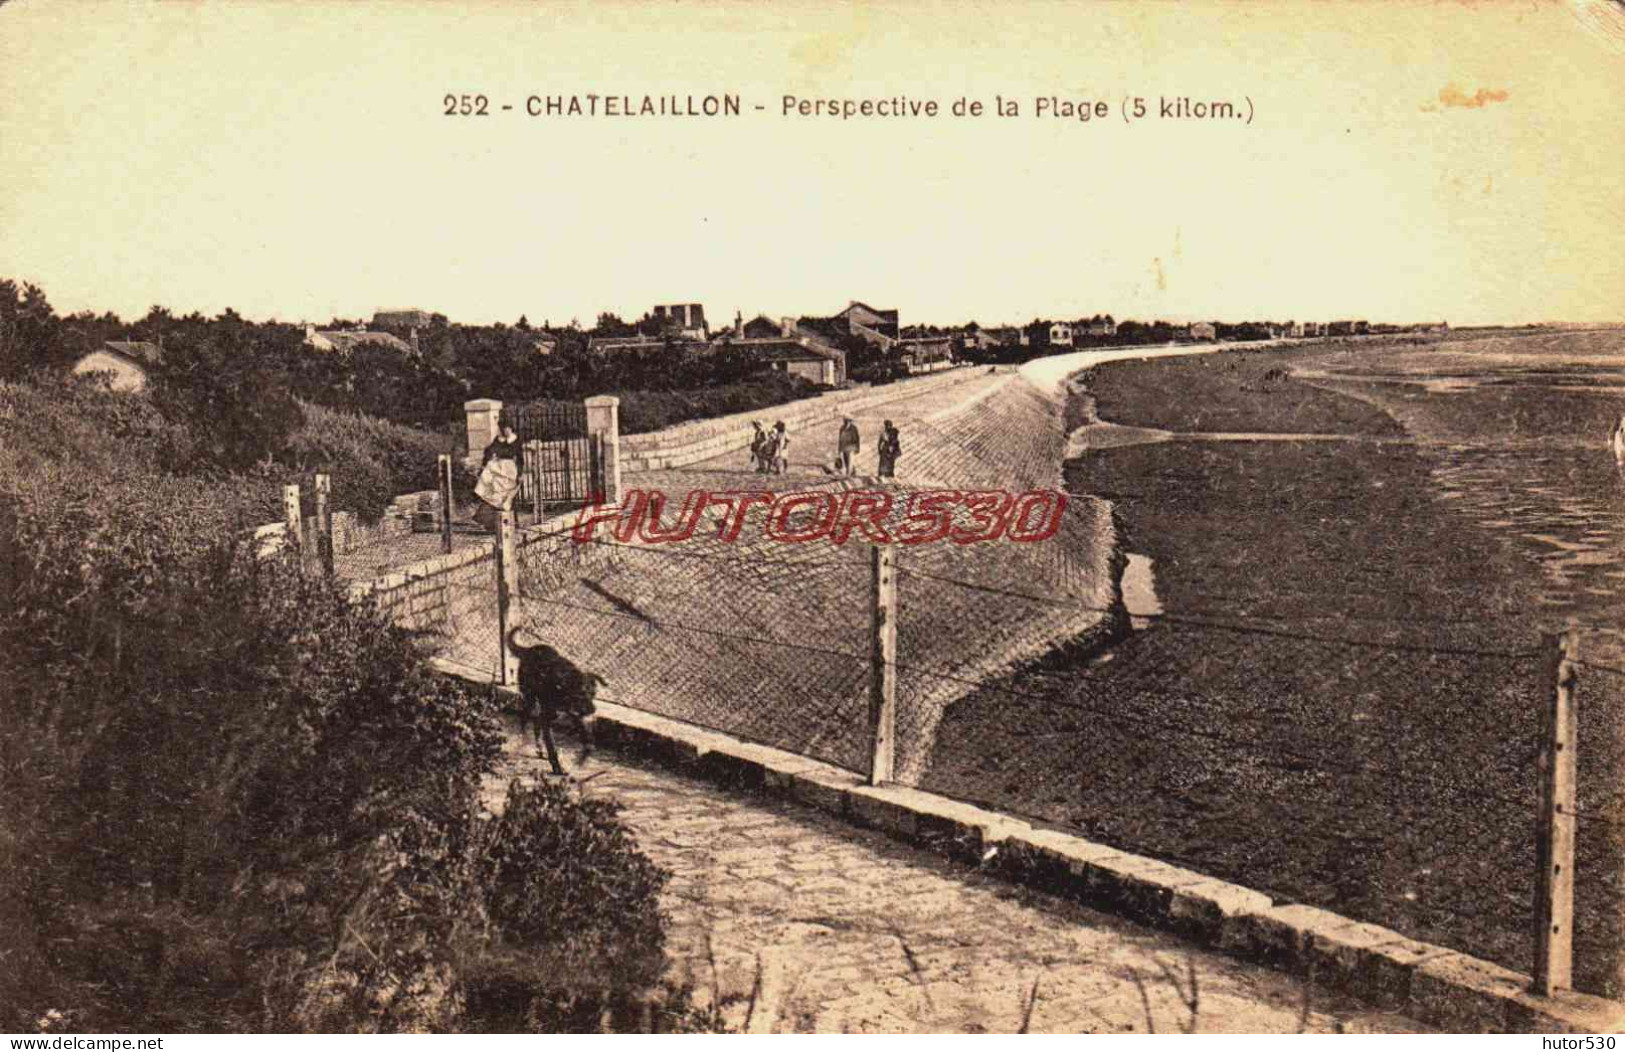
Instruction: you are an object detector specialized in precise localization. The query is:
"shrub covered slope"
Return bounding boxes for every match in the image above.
[0,377,689,1032]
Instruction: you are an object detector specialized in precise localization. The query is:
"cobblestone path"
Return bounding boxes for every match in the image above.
[483,729,1427,1034]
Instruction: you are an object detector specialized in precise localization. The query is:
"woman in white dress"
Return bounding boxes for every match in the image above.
[474,421,524,531]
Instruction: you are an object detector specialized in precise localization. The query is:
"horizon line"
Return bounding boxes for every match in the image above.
[9,278,1580,334]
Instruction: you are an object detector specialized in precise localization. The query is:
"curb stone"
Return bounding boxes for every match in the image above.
[435,668,1625,1035]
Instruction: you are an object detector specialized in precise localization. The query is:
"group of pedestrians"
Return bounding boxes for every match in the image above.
[752,416,901,478]
[848,416,903,478]
[750,420,791,475]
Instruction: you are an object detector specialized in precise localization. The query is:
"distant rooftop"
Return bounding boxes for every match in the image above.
[103,340,163,366]
[309,328,412,353]
[744,339,843,363]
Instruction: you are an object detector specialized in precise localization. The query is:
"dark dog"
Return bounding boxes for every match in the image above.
[507,629,606,776]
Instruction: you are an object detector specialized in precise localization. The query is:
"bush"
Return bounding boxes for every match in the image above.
[478,780,667,967]
[1,467,508,1029]
[459,779,670,1032]
[0,387,693,1031]
[283,401,455,522]
[0,373,198,482]
[849,360,910,385]
[150,329,306,471]
[1,371,459,533]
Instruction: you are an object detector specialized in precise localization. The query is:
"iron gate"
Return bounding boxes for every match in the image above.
[507,401,604,518]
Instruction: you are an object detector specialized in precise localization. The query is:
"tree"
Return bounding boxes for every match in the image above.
[137,304,175,345]
[0,279,66,379]
[592,312,636,338]
[150,325,305,471]
[60,309,127,357]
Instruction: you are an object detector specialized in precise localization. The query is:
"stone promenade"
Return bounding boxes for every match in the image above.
[483,727,1426,1034]
[673,367,1011,482]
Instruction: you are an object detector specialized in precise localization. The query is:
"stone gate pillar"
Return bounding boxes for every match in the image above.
[464,398,502,471]
[584,395,622,506]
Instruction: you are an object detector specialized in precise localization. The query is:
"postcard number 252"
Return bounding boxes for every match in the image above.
[444,94,489,116]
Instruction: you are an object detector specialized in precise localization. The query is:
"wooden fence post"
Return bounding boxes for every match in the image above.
[282,483,302,551]
[314,473,334,575]
[868,544,898,785]
[1534,629,1580,996]
[437,454,454,554]
[495,506,519,686]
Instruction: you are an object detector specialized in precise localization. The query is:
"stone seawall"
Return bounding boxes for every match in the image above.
[897,368,1130,783]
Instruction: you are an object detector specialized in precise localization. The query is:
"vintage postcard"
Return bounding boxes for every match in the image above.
[3,0,1624,1037]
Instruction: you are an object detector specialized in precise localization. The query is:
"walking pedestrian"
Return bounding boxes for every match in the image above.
[771,420,790,475]
[878,419,901,478]
[760,425,779,474]
[749,420,770,473]
[836,416,860,476]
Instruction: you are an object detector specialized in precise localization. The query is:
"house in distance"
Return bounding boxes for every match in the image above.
[652,303,708,340]
[740,314,786,340]
[834,301,900,347]
[751,340,846,386]
[372,308,435,330]
[304,324,413,354]
[71,340,163,392]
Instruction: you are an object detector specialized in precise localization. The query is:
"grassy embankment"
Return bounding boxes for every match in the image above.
[0,377,701,1032]
[922,344,1624,998]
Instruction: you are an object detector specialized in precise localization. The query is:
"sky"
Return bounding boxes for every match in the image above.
[2,0,1623,329]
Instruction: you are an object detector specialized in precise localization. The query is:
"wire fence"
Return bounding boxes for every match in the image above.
[278,447,1625,999]
[511,527,878,770]
[325,511,488,583]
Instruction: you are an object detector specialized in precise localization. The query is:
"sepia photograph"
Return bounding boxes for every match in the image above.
[2,0,1624,1037]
